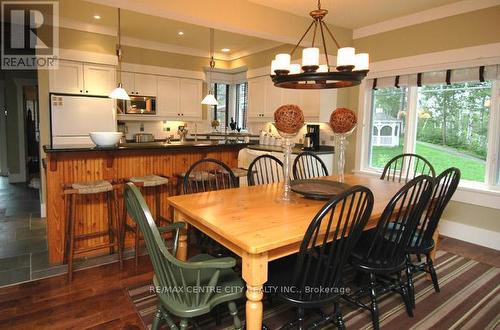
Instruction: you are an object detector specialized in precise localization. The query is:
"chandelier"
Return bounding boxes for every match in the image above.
[271,0,369,89]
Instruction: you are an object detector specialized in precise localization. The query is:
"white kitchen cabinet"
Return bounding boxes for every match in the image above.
[157,76,180,117]
[179,78,202,119]
[134,73,157,96]
[248,76,267,121]
[83,63,116,96]
[300,90,321,119]
[265,79,282,119]
[49,60,115,96]
[49,60,84,94]
[119,72,135,95]
[120,72,157,96]
[247,75,324,122]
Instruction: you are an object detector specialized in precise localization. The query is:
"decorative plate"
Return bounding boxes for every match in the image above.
[291,179,350,200]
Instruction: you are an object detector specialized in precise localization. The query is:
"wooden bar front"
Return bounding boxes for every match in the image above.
[45,145,243,264]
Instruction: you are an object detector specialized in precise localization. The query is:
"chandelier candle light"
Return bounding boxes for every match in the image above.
[271,0,369,89]
[201,28,218,106]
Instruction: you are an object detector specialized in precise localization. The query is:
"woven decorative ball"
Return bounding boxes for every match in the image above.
[329,107,357,133]
[274,104,305,134]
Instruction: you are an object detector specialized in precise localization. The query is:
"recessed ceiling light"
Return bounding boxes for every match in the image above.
[178,31,184,36]
[221,48,231,52]
[93,15,101,20]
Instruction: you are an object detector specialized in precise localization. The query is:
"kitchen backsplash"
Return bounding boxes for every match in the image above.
[120,120,336,146]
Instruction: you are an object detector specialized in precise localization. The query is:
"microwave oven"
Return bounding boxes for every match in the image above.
[117,95,156,115]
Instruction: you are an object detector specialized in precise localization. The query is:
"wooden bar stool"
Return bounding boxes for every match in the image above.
[122,174,170,266]
[63,180,122,282]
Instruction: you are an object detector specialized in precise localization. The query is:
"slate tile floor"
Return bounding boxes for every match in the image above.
[0,177,138,287]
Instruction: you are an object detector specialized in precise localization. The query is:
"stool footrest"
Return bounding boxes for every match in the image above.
[74,230,116,241]
[74,243,118,255]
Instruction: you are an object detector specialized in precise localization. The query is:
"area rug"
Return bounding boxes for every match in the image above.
[127,250,500,329]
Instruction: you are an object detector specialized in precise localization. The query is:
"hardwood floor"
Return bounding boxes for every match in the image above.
[0,236,498,329]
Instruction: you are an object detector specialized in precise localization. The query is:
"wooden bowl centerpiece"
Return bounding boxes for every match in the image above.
[329,107,357,134]
[274,104,305,135]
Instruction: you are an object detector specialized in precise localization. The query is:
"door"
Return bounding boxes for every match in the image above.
[49,60,84,94]
[247,77,266,120]
[157,76,180,117]
[135,73,157,96]
[83,63,116,96]
[180,79,202,119]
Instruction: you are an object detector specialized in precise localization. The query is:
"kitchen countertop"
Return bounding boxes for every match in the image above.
[247,144,335,155]
[43,141,252,153]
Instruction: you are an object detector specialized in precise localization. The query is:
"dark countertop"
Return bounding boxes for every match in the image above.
[247,144,335,155]
[43,141,252,153]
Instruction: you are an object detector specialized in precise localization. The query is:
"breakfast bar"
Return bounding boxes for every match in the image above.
[43,141,250,264]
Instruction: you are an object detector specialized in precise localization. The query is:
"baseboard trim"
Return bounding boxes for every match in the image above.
[40,203,46,218]
[439,219,500,251]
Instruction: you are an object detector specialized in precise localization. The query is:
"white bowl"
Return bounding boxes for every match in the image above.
[89,132,122,147]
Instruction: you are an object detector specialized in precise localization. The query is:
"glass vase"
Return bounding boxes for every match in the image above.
[273,124,302,203]
[332,125,356,183]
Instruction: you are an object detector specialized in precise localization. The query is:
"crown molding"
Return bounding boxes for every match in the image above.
[353,0,500,39]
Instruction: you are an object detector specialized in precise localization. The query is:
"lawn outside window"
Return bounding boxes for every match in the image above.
[355,64,500,208]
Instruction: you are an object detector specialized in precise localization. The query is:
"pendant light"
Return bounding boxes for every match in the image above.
[109,8,130,100]
[201,28,218,106]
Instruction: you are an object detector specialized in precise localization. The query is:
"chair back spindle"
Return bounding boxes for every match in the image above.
[293,151,329,180]
[364,175,434,269]
[183,158,237,194]
[291,186,374,303]
[247,154,284,186]
[380,153,435,183]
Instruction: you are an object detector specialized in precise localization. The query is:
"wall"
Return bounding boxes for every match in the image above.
[348,7,500,246]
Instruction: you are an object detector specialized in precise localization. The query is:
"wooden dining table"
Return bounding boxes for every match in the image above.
[166,173,425,330]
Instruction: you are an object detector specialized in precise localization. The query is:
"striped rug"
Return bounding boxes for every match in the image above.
[127,251,500,329]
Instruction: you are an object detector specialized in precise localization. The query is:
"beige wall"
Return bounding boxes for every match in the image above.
[354,6,500,62]
[347,7,500,237]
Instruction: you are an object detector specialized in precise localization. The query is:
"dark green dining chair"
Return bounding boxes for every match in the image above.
[124,183,244,330]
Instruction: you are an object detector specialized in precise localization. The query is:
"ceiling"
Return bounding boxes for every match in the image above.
[247,0,465,29]
[60,0,282,60]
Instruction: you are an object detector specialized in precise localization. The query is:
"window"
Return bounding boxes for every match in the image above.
[361,65,500,188]
[369,87,407,169]
[211,82,248,130]
[416,82,492,182]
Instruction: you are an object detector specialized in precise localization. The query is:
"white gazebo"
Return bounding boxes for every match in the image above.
[372,108,403,147]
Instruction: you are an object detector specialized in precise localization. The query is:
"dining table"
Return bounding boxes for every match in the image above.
[166,173,438,330]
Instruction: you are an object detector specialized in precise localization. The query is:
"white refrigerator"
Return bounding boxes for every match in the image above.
[50,94,117,145]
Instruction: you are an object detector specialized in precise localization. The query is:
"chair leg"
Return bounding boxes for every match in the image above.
[297,307,305,330]
[151,307,163,330]
[399,271,414,317]
[63,194,71,264]
[112,189,123,270]
[155,185,161,226]
[406,255,415,308]
[214,304,222,325]
[134,224,140,268]
[106,191,115,255]
[67,194,76,283]
[334,302,345,330]
[228,301,242,330]
[179,319,189,330]
[426,253,440,293]
[368,273,380,330]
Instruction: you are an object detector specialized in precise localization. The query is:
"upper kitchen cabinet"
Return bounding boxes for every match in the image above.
[49,60,115,96]
[179,78,202,119]
[157,76,180,117]
[157,77,202,120]
[247,76,323,122]
[83,64,116,96]
[120,72,157,96]
[248,76,267,121]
